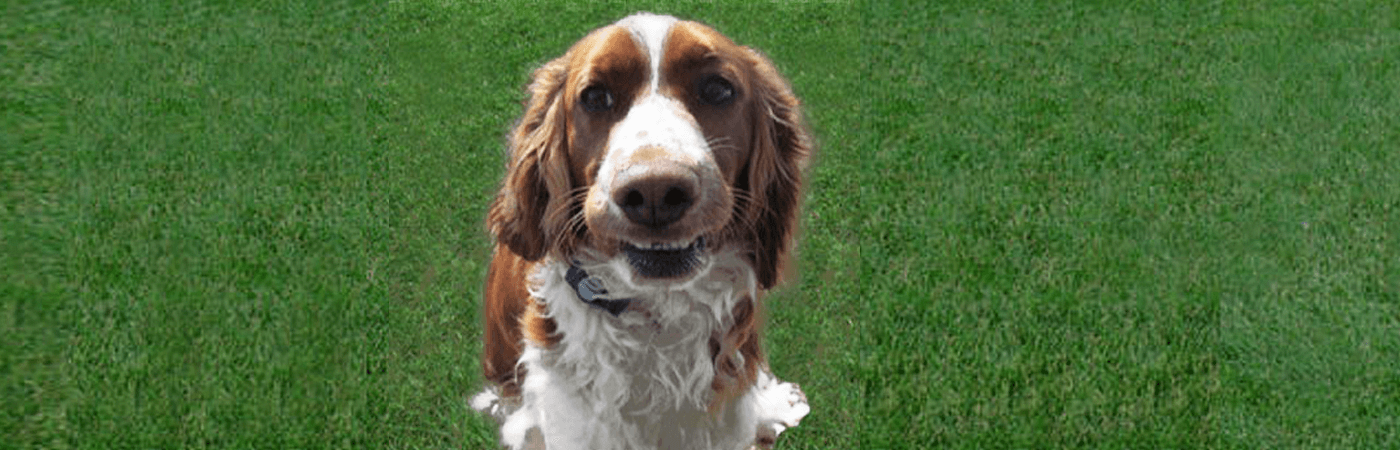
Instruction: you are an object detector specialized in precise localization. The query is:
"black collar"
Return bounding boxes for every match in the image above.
[565,264,631,316]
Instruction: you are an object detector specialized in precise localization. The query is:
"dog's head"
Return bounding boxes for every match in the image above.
[488,13,810,290]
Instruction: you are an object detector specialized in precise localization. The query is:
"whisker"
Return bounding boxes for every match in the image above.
[565,185,591,202]
[724,188,774,241]
[706,136,738,152]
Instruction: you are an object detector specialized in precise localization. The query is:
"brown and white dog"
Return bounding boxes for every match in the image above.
[470,12,811,450]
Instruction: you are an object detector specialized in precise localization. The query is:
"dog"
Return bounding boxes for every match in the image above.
[470,12,812,450]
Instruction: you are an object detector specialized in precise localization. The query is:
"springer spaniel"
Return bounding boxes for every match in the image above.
[470,12,812,450]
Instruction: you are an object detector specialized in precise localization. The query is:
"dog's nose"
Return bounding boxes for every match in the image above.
[612,167,697,229]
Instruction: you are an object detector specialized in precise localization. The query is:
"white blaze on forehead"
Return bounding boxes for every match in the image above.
[615,12,677,94]
[590,13,718,241]
[601,12,712,188]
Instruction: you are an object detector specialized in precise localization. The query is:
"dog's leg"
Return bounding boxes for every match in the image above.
[750,368,810,449]
[473,386,546,450]
[470,386,520,424]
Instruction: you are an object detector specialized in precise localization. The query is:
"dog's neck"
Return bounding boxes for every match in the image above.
[528,251,757,413]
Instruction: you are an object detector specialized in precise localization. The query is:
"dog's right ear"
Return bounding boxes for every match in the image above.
[488,57,570,261]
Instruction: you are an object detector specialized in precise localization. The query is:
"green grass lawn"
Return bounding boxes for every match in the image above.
[4,1,1397,448]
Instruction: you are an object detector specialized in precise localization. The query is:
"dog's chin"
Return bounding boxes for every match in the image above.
[620,237,707,281]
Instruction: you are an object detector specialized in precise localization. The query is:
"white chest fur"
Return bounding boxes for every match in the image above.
[472,251,808,450]
[523,253,755,449]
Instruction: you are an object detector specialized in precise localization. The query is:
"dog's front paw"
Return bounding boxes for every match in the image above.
[752,371,810,449]
[471,386,522,425]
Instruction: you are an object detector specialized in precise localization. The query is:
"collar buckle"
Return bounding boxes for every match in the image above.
[565,264,631,316]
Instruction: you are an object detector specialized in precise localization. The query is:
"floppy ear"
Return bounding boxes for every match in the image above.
[488,56,571,261]
[741,47,812,289]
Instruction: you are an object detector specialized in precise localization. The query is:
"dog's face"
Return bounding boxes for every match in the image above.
[488,13,810,290]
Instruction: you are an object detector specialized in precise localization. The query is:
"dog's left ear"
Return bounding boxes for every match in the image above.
[740,47,812,290]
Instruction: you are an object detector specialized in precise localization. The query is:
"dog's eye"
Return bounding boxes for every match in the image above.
[581,86,614,112]
[697,76,735,106]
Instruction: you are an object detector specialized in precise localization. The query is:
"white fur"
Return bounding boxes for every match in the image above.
[476,250,808,450]
[590,13,723,246]
[617,12,677,96]
[593,96,720,231]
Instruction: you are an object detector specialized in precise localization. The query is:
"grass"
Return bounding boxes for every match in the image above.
[861,2,1222,447]
[3,0,1397,448]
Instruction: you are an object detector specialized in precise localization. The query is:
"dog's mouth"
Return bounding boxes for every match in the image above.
[621,237,707,279]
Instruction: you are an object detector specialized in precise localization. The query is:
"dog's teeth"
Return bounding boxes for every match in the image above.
[644,241,691,251]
